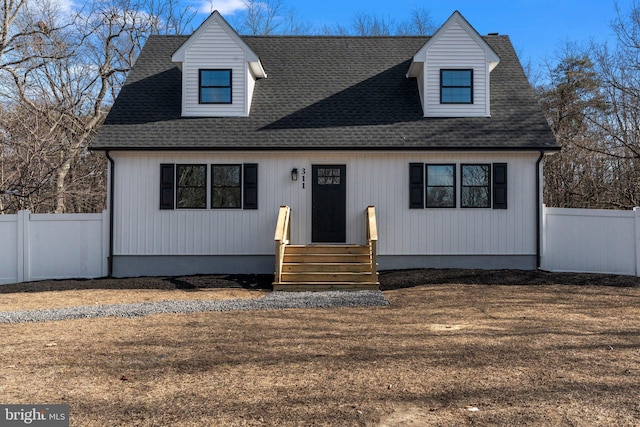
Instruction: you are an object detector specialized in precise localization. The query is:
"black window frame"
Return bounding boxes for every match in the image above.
[440,69,473,104]
[176,164,207,209]
[211,164,242,209]
[426,164,456,208]
[460,164,491,208]
[199,69,232,104]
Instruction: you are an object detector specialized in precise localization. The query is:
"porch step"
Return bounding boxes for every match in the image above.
[273,283,380,292]
[283,254,371,263]
[274,244,379,290]
[283,262,372,273]
[281,272,376,282]
[286,244,370,254]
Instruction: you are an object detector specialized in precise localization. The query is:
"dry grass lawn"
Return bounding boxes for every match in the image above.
[1,273,639,426]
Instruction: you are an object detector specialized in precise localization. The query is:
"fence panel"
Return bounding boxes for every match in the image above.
[0,210,108,285]
[542,206,639,276]
[0,214,19,284]
[28,212,108,281]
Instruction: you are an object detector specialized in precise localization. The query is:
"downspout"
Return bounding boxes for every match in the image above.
[105,150,115,277]
[535,150,544,269]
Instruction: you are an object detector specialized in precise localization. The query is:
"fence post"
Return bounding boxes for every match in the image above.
[635,207,640,277]
[101,209,109,277]
[16,210,30,283]
[540,203,547,270]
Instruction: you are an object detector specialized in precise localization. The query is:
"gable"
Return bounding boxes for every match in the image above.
[171,11,266,117]
[407,11,500,118]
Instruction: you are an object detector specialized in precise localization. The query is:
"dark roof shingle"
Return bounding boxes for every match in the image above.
[91,34,558,151]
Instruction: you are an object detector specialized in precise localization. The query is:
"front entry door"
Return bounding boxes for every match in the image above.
[312,165,346,242]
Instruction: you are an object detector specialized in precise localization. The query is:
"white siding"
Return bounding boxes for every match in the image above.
[181,24,248,117]
[424,21,489,117]
[112,151,538,257]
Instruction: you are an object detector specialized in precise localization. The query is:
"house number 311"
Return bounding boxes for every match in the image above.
[301,168,306,189]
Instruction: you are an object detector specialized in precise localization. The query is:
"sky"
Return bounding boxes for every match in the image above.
[202,0,636,67]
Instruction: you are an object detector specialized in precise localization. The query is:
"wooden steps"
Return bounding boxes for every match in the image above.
[273,244,379,291]
[273,283,380,292]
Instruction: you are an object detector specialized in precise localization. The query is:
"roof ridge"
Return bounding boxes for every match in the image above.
[240,35,432,39]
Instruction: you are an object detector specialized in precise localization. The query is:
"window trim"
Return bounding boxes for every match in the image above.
[460,163,491,208]
[211,164,242,209]
[426,164,457,208]
[199,69,232,104]
[176,164,207,209]
[440,69,473,104]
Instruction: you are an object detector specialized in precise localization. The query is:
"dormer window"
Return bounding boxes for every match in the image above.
[172,11,266,116]
[199,69,232,104]
[440,69,473,104]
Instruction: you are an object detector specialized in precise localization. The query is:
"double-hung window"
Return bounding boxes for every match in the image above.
[440,69,473,104]
[211,165,241,209]
[461,164,490,208]
[199,69,232,104]
[426,164,456,208]
[176,165,207,209]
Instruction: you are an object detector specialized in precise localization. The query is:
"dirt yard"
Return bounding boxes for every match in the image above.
[1,270,639,426]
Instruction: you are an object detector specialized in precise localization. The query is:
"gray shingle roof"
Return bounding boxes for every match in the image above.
[91,34,559,151]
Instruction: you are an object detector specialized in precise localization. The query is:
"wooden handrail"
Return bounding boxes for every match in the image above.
[366,206,378,282]
[366,206,378,242]
[274,206,291,284]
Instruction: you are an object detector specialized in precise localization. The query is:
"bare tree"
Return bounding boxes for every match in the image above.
[0,0,195,213]
[396,7,437,36]
[351,13,395,36]
[539,49,610,208]
[228,0,309,35]
[229,2,436,36]
[145,0,197,35]
[319,7,436,36]
[540,2,640,209]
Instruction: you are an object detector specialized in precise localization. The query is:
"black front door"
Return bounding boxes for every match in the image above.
[312,165,346,242]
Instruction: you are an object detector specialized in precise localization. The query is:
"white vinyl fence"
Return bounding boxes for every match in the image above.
[542,206,640,276]
[1,207,639,285]
[0,210,108,285]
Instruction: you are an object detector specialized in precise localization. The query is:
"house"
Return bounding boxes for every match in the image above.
[90,10,559,288]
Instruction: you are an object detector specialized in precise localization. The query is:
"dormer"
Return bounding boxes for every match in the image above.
[407,11,500,118]
[172,11,266,117]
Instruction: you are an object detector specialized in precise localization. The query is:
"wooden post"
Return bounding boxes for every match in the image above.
[274,206,291,284]
[366,206,378,283]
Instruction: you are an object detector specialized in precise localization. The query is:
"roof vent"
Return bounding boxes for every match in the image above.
[487,32,499,35]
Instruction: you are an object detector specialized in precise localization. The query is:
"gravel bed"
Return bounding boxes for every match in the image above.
[0,290,389,324]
